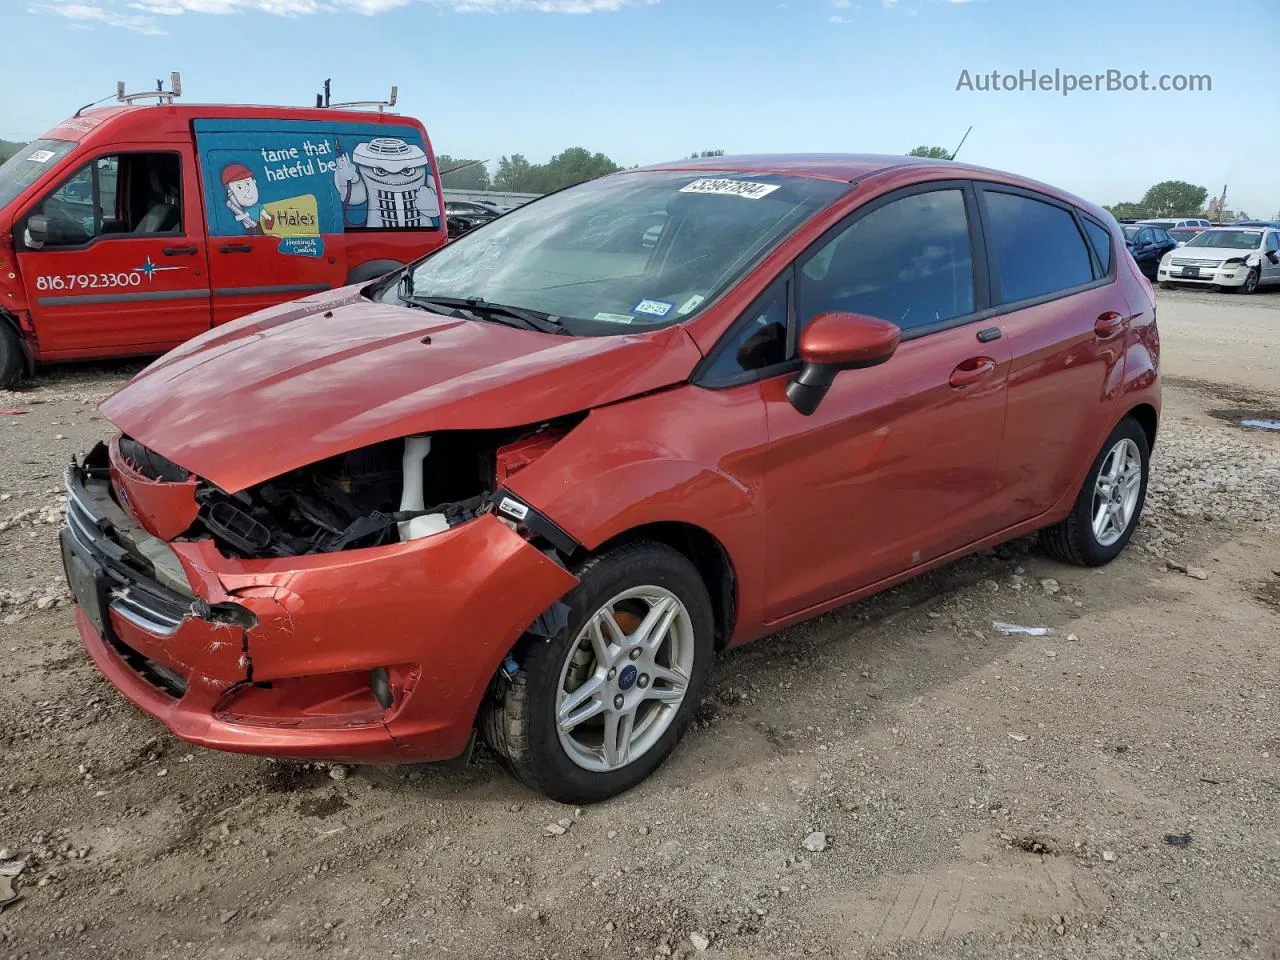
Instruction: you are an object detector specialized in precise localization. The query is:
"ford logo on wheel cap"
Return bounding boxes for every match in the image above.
[618,664,638,690]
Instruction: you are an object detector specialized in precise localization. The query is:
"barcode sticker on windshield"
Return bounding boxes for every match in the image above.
[680,178,780,200]
[27,150,55,163]
[594,312,634,324]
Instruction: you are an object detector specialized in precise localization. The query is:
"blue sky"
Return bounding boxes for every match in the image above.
[5,0,1279,216]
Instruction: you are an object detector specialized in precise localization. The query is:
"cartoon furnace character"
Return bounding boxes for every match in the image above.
[333,138,440,229]
[222,164,274,235]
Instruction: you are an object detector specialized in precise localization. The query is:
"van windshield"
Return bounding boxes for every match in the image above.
[388,171,848,335]
[0,139,76,211]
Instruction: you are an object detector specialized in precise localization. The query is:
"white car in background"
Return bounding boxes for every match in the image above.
[1157,226,1280,294]
[1140,217,1212,230]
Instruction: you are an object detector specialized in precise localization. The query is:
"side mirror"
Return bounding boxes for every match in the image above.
[24,214,50,249]
[786,311,901,416]
[1268,251,1279,265]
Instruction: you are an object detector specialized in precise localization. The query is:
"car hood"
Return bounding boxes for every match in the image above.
[1170,246,1261,259]
[101,287,704,493]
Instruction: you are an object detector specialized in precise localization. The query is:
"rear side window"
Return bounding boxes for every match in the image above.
[983,191,1094,304]
[798,188,974,332]
[1081,218,1113,276]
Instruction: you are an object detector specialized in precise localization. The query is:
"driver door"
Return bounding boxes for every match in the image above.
[16,146,211,358]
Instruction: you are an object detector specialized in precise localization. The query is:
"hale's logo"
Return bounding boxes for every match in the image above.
[132,255,187,282]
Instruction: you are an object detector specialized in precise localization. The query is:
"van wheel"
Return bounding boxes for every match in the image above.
[0,323,24,391]
[1040,417,1150,567]
[483,540,714,804]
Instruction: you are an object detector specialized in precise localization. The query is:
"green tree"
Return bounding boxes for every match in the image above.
[688,149,725,158]
[434,154,490,191]
[907,145,952,159]
[1139,180,1208,218]
[527,147,621,194]
[1104,201,1148,220]
[0,139,26,164]
[492,154,534,192]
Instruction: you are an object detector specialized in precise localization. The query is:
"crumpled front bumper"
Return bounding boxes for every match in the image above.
[63,444,578,764]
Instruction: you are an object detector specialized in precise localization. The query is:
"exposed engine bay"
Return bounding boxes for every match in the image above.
[118,422,574,559]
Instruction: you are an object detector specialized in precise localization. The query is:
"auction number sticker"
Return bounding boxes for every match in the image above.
[36,272,145,292]
[679,178,780,200]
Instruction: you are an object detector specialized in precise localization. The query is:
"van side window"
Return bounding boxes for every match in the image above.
[983,191,1094,303]
[26,153,182,248]
[1080,218,1113,276]
[798,188,974,333]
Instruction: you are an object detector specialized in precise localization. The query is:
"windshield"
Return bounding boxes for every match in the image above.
[0,139,76,211]
[1168,228,1198,242]
[1185,229,1263,250]
[387,171,848,335]
[1141,220,1176,229]
[1122,226,1142,241]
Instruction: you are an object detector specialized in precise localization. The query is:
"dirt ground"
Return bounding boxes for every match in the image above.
[1,287,1277,960]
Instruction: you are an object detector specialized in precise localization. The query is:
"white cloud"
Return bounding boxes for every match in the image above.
[828,13,851,22]
[32,0,653,32]
[830,0,850,7]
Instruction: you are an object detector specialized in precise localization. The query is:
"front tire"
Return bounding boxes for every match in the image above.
[483,540,714,803]
[1040,417,1150,567]
[1240,267,1260,295]
[0,322,23,391]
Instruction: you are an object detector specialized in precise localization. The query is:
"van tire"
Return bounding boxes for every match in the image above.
[0,322,24,391]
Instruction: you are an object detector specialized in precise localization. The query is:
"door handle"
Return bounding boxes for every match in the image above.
[218,243,252,254]
[1094,311,1125,338]
[163,245,198,256]
[949,357,997,388]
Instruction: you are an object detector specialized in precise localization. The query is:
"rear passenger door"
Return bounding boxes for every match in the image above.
[977,186,1129,527]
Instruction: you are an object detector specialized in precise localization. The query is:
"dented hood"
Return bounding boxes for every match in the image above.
[101,287,703,493]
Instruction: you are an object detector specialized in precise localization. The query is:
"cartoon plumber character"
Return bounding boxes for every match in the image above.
[222,164,274,235]
[332,138,440,229]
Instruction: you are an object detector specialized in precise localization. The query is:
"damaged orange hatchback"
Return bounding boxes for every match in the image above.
[64,155,1160,802]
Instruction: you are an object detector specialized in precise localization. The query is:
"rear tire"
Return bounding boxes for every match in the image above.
[483,540,714,804]
[0,322,24,391]
[1040,416,1150,567]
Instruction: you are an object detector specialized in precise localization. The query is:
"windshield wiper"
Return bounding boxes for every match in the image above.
[418,295,565,335]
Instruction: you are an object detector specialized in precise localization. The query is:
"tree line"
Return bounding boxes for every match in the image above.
[437,149,725,194]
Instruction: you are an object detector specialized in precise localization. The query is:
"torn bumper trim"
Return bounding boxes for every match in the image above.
[69,464,581,763]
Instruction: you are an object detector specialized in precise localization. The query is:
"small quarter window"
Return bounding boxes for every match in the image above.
[701,280,788,382]
[1081,218,1113,276]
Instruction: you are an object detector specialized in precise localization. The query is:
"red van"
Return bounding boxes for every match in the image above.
[0,98,446,388]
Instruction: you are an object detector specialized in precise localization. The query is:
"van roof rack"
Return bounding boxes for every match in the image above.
[116,72,183,105]
[314,79,398,113]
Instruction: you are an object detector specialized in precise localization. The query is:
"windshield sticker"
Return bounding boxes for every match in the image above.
[678,294,705,315]
[679,178,781,200]
[631,299,674,318]
[27,150,56,164]
[593,312,635,324]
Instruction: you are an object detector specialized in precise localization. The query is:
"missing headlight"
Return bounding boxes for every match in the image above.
[192,419,580,559]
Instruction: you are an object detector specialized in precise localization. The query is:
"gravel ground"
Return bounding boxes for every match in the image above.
[0,288,1277,960]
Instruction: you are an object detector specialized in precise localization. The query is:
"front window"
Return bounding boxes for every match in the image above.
[0,139,76,211]
[1185,229,1263,250]
[388,171,848,335]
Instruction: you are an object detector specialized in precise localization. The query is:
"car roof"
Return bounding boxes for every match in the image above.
[625,153,1109,221]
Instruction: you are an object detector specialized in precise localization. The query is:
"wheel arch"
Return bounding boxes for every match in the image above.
[591,521,738,652]
[345,259,403,284]
[1125,402,1158,451]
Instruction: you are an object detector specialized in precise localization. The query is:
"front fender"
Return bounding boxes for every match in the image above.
[505,383,771,644]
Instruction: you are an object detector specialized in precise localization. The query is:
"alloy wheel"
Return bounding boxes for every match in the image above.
[555,586,694,773]
[1092,437,1143,547]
